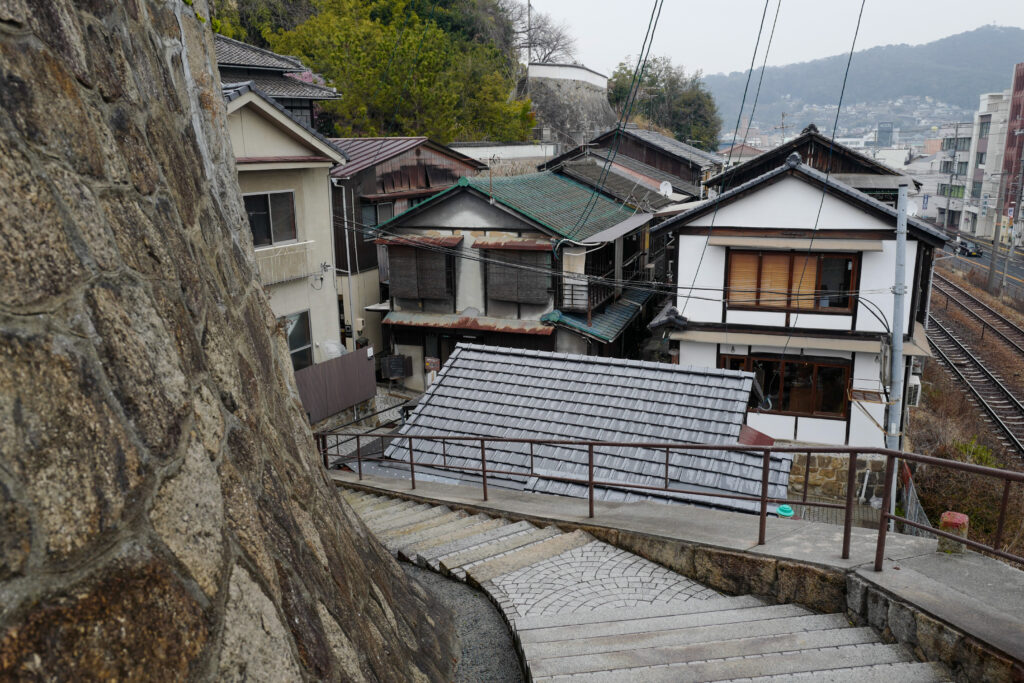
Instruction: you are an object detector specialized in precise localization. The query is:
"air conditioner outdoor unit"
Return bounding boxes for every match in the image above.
[905,375,922,407]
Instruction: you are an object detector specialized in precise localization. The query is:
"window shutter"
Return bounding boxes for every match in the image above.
[727,252,759,305]
[487,252,519,301]
[389,246,420,299]
[759,253,790,308]
[517,252,551,305]
[416,249,450,299]
[791,255,817,309]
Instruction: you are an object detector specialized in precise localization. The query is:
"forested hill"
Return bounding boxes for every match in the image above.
[704,25,1024,131]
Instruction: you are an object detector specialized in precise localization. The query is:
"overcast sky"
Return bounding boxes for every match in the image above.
[528,0,1024,77]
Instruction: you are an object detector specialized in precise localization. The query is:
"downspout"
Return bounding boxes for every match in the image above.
[334,177,357,352]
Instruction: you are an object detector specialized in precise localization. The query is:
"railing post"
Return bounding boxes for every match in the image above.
[994,479,1012,550]
[874,454,897,571]
[588,444,595,518]
[407,437,416,490]
[842,453,858,559]
[442,438,447,469]
[758,450,770,545]
[529,441,535,475]
[480,439,488,502]
[802,452,811,503]
[318,434,328,469]
[356,434,363,481]
[664,448,670,490]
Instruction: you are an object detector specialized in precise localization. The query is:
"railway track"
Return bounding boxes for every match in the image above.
[927,314,1024,455]
[932,272,1024,356]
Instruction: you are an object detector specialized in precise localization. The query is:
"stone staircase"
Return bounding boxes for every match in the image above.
[341,489,950,682]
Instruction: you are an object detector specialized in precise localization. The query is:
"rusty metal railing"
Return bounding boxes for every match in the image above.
[313,433,1024,571]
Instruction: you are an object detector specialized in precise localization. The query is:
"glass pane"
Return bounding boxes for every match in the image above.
[281,311,311,351]
[377,202,394,222]
[751,358,782,410]
[782,361,814,413]
[361,204,377,228]
[244,195,271,247]
[819,257,852,309]
[791,255,817,309]
[727,252,758,305]
[291,347,313,372]
[815,366,847,415]
[759,253,790,307]
[270,193,295,242]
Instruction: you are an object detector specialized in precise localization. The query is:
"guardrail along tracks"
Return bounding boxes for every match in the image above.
[932,272,1024,355]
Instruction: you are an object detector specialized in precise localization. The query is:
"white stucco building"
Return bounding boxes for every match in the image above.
[653,153,946,448]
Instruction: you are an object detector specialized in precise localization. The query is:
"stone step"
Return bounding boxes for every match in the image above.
[412,519,531,567]
[518,603,813,645]
[343,493,385,511]
[379,509,467,542]
[439,526,558,577]
[366,505,447,533]
[466,530,594,585]
[361,501,433,527]
[528,626,881,678]
[390,515,495,557]
[358,498,420,521]
[397,517,504,562]
[535,643,916,683]
[739,660,951,682]
[522,612,851,661]
[516,595,766,631]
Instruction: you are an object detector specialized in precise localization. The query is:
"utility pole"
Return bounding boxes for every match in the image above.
[987,171,1008,293]
[887,183,909,532]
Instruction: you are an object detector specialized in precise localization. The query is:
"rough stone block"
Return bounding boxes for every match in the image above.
[866,587,891,634]
[846,574,868,619]
[776,561,845,613]
[938,511,969,554]
[692,547,776,596]
[887,599,918,647]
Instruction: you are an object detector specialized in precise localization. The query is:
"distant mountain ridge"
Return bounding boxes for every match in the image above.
[703,25,1024,134]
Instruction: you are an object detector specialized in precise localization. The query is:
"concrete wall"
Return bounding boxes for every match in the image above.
[227,106,313,157]
[337,268,384,353]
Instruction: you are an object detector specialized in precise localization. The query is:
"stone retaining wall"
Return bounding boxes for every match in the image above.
[788,452,888,502]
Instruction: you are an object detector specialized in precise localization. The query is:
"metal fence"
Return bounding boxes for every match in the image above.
[315,433,1024,572]
[295,349,376,424]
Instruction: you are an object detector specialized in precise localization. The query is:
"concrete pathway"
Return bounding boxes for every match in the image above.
[342,489,949,681]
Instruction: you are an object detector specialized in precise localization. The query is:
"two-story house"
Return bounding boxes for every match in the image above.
[374,172,655,390]
[652,152,947,448]
[223,82,347,375]
[327,137,486,356]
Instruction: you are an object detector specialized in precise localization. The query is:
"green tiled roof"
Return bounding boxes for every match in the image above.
[541,288,655,343]
[462,172,636,241]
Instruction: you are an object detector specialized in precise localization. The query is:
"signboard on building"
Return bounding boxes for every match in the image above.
[424,357,440,372]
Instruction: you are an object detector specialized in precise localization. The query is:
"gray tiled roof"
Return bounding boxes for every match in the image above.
[219,71,339,100]
[214,34,304,71]
[383,344,792,513]
[624,128,726,168]
[557,160,673,210]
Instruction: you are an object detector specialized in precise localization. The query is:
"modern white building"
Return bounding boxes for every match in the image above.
[930,122,974,232]
[653,153,946,448]
[960,92,1012,239]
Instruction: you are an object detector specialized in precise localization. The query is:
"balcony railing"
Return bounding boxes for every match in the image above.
[313,433,1024,572]
[254,240,316,286]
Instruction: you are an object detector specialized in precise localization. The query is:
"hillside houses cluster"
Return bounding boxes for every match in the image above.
[215,34,945,460]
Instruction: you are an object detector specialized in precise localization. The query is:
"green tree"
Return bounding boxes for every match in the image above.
[267,0,532,142]
[609,55,722,151]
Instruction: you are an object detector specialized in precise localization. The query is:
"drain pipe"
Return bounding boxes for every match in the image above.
[333,177,357,352]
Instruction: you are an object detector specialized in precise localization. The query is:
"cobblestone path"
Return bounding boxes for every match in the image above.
[340,488,950,682]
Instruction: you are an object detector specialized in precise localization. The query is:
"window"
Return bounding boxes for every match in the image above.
[388,246,454,300]
[244,192,296,247]
[972,181,983,199]
[938,184,965,199]
[726,251,856,312]
[957,161,968,175]
[361,202,395,241]
[976,151,987,166]
[279,311,313,372]
[979,121,991,138]
[941,137,970,152]
[486,251,551,304]
[721,355,850,418]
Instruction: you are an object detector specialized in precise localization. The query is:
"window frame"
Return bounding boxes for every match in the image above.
[719,354,851,419]
[243,190,297,248]
[725,249,859,315]
[278,310,313,372]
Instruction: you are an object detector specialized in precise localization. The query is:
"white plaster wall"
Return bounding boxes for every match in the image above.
[676,340,717,368]
[689,176,898,230]
[337,269,383,353]
[230,107,312,158]
[395,342,425,392]
[796,417,847,445]
[789,313,853,331]
[726,310,786,326]
[747,412,796,441]
[528,63,608,89]
[676,236,724,323]
[855,240,919,333]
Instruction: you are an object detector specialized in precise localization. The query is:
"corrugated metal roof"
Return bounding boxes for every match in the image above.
[382,344,791,514]
[588,149,702,197]
[375,235,464,248]
[462,173,640,241]
[219,71,339,100]
[214,35,305,71]
[542,287,654,342]
[381,312,554,335]
[329,137,487,178]
[623,128,726,167]
[557,160,674,210]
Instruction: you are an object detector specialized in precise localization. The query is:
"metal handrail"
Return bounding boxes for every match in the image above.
[316,433,1024,572]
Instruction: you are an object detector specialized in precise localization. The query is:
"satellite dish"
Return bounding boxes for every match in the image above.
[659,181,672,197]
[907,201,919,217]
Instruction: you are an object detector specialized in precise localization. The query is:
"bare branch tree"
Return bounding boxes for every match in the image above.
[499,0,577,64]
